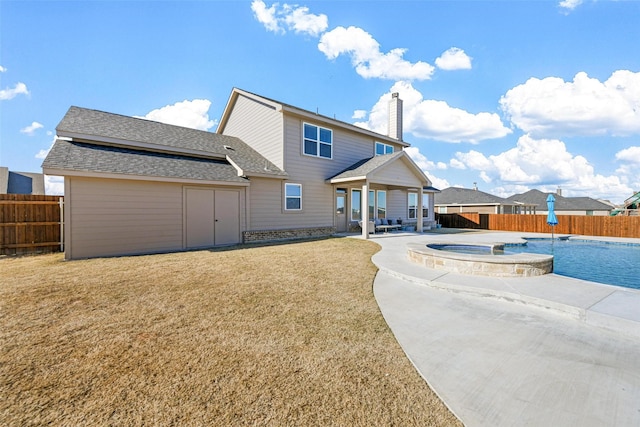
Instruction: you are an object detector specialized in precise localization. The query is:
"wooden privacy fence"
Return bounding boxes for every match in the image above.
[0,194,63,255]
[436,213,640,239]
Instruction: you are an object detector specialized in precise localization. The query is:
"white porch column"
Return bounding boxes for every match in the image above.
[361,182,369,239]
[417,190,424,232]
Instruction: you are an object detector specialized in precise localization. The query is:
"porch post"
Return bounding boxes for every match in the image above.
[362,182,369,239]
[417,190,424,232]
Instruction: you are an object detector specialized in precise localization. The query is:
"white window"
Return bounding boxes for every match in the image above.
[409,192,429,219]
[303,123,332,159]
[377,190,387,219]
[285,183,302,211]
[352,189,386,221]
[375,142,394,156]
[351,189,361,220]
[408,193,418,219]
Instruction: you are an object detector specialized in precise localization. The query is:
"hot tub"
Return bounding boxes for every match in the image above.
[407,242,553,277]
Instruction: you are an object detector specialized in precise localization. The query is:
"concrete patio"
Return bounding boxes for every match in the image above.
[358,230,640,426]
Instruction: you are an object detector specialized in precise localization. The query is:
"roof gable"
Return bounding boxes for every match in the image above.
[217,88,410,147]
[328,151,430,187]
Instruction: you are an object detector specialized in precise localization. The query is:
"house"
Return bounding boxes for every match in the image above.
[0,166,45,195]
[434,186,536,214]
[615,191,640,216]
[506,189,613,216]
[42,88,437,259]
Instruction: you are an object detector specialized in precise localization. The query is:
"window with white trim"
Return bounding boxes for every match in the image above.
[408,192,429,219]
[375,142,394,156]
[285,183,302,211]
[303,123,332,159]
[408,193,418,219]
[377,190,387,219]
[351,189,361,220]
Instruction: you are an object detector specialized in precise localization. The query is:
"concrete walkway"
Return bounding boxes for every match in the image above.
[361,230,640,427]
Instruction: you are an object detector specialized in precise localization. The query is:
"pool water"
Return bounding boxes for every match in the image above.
[506,239,640,290]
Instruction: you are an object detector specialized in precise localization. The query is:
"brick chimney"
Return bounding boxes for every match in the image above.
[388,92,403,141]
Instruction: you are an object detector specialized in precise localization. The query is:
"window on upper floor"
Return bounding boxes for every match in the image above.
[375,142,394,156]
[285,183,302,211]
[303,123,332,159]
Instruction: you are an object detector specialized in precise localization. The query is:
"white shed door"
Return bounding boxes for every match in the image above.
[185,188,240,249]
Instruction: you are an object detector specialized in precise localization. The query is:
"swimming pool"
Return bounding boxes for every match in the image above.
[506,239,640,290]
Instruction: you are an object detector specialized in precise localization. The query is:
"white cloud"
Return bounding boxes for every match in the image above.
[318,26,435,81]
[404,146,450,188]
[283,4,328,36]
[251,1,328,36]
[20,121,44,136]
[500,70,640,137]
[356,81,511,143]
[435,47,472,70]
[44,175,64,196]
[452,134,633,202]
[0,82,29,100]
[405,146,447,171]
[615,146,640,164]
[139,99,216,130]
[352,109,367,120]
[0,65,6,72]
[559,0,583,12]
[251,1,282,33]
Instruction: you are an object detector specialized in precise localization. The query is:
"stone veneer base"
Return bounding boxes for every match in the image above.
[408,243,553,277]
[243,227,336,244]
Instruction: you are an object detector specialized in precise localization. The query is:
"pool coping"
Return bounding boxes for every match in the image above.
[409,242,554,277]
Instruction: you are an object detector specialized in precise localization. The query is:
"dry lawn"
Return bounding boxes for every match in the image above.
[1,237,461,426]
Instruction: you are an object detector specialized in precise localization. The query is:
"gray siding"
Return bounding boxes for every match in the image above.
[369,160,423,188]
[248,177,333,230]
[387,189,407,220]
[65,177,247,259]
[275,115,397,229]
[222,94,284,169]
[67,177,184,259]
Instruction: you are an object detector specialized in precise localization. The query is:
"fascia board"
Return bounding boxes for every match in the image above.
[41,168,250,187]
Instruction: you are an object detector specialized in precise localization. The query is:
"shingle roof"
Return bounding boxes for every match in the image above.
[506,189,612,211]
[328,151,405,181]
[43,140,248,183]
[434,187,516,205]
[54,106,287,178]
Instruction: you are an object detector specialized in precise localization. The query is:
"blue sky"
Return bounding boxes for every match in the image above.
[1,0,639,203]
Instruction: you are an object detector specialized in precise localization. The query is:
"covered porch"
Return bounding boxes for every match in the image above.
[328,151,438,239]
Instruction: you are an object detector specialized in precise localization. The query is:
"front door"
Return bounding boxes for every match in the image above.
[336,190,347,232]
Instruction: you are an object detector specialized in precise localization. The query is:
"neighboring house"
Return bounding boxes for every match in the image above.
[434,187,536,214]
[507,189,613,216]
[611,191,640,216]
[0,166,45,195]
[43,88,437,259]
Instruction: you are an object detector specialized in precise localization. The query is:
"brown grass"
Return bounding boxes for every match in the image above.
[0,238,461,426]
